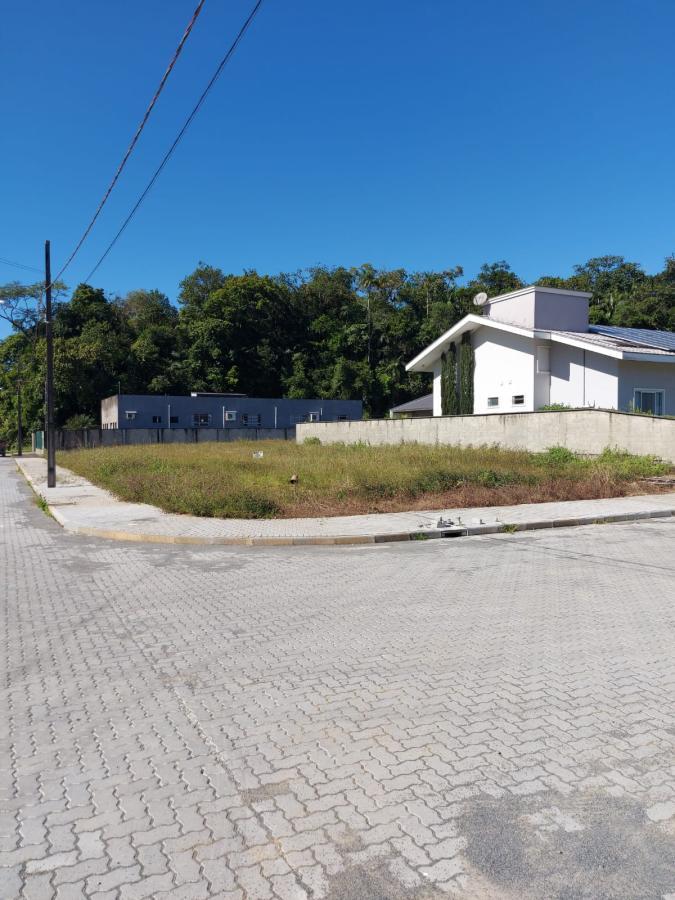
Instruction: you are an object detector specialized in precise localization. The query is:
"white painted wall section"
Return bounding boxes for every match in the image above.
[550,345,619,409]
[432,362,443,415]
[550,344,584,407]
[472,328,535,414]
[618,361,675,415]
[585,352,619,409]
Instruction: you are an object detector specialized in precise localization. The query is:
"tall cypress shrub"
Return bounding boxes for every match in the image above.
[441,343,459,415]
[459,335,474,415]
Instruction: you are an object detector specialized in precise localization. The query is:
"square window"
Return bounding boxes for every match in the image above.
[152,415,162,424]
[193,413,211,427]
[225,410,237,422]
[170,415,179,425]
[125,411,137,420]
[512,395,525,406]
[308,411,320,422]
[487,397,499,408]
[633,389,664,416]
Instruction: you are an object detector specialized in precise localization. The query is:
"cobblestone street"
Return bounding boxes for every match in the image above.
[2,458,675,899]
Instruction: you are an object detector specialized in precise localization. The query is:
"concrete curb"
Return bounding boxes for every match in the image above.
[15,460,675,546]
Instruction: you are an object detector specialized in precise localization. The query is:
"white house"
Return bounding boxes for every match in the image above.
[406,285,675,417]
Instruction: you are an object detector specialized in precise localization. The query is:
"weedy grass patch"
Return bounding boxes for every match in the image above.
[58,441,671,519]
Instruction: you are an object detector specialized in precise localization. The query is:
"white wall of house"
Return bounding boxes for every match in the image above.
[550,344,584,407]
[472,328,535,414]
[486,287,590,331]
[550,344,619,409]
[432,362,443,415]
[533,341,552,409]
[618,360,675,415]
[585,353,619,408]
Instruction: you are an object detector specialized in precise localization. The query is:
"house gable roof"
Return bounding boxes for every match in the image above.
[406,315,675,372]
[406,315,532,372]
[390,393,433,414]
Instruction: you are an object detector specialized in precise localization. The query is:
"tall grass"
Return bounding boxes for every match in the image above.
[58,441,669,519]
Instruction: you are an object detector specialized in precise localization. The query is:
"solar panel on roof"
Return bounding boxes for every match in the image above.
[588,325,675,353]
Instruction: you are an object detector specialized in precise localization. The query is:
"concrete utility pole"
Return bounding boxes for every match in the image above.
[16,378,23,457]
[45,240,56,487]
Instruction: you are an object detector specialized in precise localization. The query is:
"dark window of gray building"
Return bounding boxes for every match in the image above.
[125,411,137,421]
[193,413,211,426]
[170,416,179,425]
[152,415,162,424]
[241,413,261,426]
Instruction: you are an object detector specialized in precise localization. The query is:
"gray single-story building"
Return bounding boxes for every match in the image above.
[389,393,433,418]
[101,393,362,430]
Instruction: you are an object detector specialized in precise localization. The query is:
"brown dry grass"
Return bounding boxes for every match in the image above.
[58,441,671,519]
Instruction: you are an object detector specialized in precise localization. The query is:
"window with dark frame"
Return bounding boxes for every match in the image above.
[512,395,525,406]
[633,389,664,416]
[487,397,499,408]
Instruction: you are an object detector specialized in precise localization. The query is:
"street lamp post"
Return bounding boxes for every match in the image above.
[45,241,56,487]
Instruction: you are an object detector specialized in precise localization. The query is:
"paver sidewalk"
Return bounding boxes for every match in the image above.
[16,456,675,545]
[3,458,675,898]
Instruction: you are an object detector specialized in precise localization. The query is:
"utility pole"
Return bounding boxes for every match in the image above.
[16,378,23,457]
[45,240,56,487]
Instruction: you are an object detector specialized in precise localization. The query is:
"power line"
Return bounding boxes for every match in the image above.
[84,0,265,284]
[0,256,43,275]
[52,0,207,286]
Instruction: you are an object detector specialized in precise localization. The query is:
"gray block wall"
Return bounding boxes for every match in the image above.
[296,409,675,463]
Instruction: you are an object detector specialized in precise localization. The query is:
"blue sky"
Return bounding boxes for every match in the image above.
[2,0,675,339]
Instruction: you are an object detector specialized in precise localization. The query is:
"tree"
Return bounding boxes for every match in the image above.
[469,261,523,297]
[0,279,66,335]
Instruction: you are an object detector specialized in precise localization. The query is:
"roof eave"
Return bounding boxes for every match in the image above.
[406,315,533,372]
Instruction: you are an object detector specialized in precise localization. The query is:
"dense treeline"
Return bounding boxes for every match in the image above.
[1,255,674,444]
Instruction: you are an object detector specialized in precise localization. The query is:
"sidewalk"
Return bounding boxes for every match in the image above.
[14,456,675,546]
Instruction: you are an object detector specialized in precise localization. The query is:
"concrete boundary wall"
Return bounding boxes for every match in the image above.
[34,426,295,452]
[296,409,675,463]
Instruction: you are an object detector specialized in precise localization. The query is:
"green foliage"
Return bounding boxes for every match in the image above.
[34,493,52,517]
[1,252,675,444]
[441,345,459,415]
[459,337,474,415]
[537,446,578,465]
[539,403,574,411]
[63,413,97,430]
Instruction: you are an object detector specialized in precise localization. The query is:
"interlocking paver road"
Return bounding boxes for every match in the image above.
[2,458,675,900]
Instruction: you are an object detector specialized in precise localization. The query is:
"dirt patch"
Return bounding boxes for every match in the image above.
[460,792,675,899]
[240,780,292,803]
[324,861,446,900]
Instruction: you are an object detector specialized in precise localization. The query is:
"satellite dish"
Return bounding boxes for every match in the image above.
[473,292,488,307]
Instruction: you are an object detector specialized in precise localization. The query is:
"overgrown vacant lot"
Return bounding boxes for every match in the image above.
[58,441,671,519]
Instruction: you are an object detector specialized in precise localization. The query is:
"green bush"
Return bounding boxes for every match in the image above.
[538,446,578,466]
